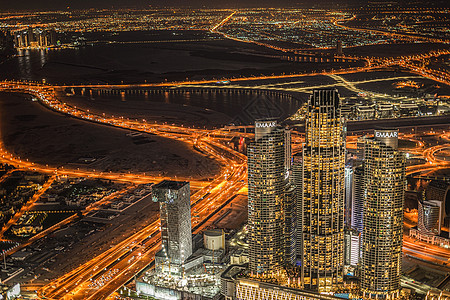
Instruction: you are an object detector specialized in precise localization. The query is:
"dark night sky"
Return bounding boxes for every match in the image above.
[0,0,389,10]
[2,0,316,10]
[1,0,448,10]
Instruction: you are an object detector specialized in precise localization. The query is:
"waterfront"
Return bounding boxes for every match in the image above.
[0,30,360,84]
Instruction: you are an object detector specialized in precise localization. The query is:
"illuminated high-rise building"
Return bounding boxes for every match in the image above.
[425,180,449,221]
[351,166,365,234]
[153,180,192,267]
[361,129,405,300]
[300,89,345,292]
[248,118,285,274]
[292,153,303,261]
[344,228,360,267]
[285,127,292,176]
[410,193,444,244]
[344,163,353,227]
[284,183,296,265]
[418,199,442,236]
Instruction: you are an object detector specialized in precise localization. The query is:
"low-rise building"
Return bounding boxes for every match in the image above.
[355,105,375,120]
[221,265,345,300]
[409,228,450,248]
[11,213,46,237]
[376,103,394,118]
[398,103,419,116]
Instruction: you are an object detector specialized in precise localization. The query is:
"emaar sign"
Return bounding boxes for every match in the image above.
[255,121,276,128]
[374,129,399,149]
[375,131,398,138]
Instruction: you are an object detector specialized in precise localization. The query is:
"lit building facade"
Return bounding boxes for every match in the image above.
[221,265,343,300]
[284,184,297,266]
[285,127,292,176]
[425,180,449,221]
[344,228,360,267]
[361,129,405,300]
[300,89,345,292]
[351,166,365,234]
[410,195,449,248]
[235,279,342,300]
[292,153,303,261]
[410,189,448,247]
[247,118,286,274]
[14,28,57,49]
[418,198,442,236]
[152,180,192,266]
[344,164,353,228]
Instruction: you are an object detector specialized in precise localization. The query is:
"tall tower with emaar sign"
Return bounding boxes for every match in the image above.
[361,129,405,300]
[248,118,286,275]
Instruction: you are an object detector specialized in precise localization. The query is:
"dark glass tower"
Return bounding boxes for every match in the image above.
[153,180,192,266]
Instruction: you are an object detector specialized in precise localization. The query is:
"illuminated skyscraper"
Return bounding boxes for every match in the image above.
[153,180,192,266]
[418,198,442,236]
[361,129,405,300]
[285,127,292,176]
[351,166,365,234]
[425,180,449,221]
[344,228,360,267]
[300,89,345,292]
[292,153,303,261]
[344,163,353,227]
[248,118,285,274]
[284,183,296,265]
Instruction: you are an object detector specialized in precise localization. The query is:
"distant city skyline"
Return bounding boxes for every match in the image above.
[3,0,450,10]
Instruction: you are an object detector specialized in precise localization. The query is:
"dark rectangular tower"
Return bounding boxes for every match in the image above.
[153,180,192,266]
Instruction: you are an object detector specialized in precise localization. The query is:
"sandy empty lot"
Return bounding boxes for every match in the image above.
[0,92,221,180]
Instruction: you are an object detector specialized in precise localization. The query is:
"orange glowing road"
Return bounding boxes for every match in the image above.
[406,143,450,176]
[0,71,448,299]
[379,49,450,87]
[38,220,161,299]
[211,10,237,32]
[55,66,371,88]
[0,81,247,300]
[403,235,450,266]
[0,93,210,189]
[0,143,209,188]
[80,164,246,300]
[333,15,450,45]
[37,48,447,90]
[37,161,246,299]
